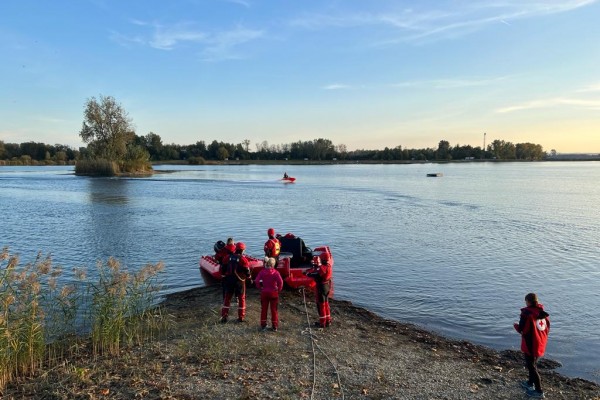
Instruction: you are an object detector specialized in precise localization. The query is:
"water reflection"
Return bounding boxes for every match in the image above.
[88,178,130,205]
[85,178,133,260]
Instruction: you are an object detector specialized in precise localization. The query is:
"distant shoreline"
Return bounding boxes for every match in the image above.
[2,158,599,168]
[152,158,600,166]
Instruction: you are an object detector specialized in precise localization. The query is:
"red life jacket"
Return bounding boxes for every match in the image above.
[264,238,281,257]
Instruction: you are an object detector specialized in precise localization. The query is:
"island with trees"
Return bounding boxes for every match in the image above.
[74,95,152,176]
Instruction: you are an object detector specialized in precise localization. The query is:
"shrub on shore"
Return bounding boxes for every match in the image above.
[188,156,206,165]
[120,159,153,174]
[120,144,153,174]
[0,247,168,390]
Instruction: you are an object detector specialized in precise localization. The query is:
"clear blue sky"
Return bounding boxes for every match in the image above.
[1,0,599,152]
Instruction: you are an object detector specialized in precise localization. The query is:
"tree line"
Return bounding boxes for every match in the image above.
[0,136,548,165]
[1,95,547,166]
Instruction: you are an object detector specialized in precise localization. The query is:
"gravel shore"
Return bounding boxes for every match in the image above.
[4,285,599,399]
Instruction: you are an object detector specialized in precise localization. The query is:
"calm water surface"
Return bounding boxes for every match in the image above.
[1,162,599,382]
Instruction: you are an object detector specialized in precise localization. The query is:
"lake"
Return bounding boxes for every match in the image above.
[1,162,599,382]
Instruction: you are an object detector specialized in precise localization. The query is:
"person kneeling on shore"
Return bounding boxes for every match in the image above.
[255,257,284,332]
[514,293,550,398]
[305,252,332,328]
[220,242,251,323]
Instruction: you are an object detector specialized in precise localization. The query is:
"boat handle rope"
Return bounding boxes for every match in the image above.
[300,287,345,400]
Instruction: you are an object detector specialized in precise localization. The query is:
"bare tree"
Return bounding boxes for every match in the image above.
[242,139,250,152]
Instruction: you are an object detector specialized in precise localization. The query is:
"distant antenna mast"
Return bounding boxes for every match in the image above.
[482,132,486,159]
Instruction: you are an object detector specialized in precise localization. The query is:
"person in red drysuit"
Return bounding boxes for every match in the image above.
[513,293,550,398]
[305,252,333,328]
[255,257,284,332]
[220,242,251,323]
[264,228,281,259]
[215,237,235,266]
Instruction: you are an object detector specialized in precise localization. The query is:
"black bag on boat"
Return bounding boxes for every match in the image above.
[214,240,226,253]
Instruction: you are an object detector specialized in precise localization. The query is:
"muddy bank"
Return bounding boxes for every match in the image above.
[4,286,599,399]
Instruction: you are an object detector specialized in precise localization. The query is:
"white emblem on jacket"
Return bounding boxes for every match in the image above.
[536,319,547,331]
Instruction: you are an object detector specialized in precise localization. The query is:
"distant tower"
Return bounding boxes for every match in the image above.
[482,132,486,159]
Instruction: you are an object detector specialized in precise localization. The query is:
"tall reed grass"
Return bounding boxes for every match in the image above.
[75,158,152,176]
[1,249,46,389]
[88,257,166,356]
[0,247,168,390]
[75,159,119,176]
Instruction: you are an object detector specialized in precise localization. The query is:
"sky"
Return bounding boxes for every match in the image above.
[1,0,599,153]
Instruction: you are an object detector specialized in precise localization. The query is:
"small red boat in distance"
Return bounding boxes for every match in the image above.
[281,177,296,183]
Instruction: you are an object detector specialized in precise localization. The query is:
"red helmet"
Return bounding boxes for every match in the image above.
[267,228,275,237]
[320,252,331,263]
[235,242,246,252]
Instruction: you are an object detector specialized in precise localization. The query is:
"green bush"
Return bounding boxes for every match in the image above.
[120,159,152,174]
[188,156,206,165]
[120,144,152,174]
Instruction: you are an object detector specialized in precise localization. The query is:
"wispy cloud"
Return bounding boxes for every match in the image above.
[321,76,507,91]
[221,0,251,8]
[496,97,600,113]
[34,116,69,124]
[576,83,600,93]
[393,76,509,89]
[200,26,264,61]
[290,0,598,43]
[322,83,352,90]
[149,23,207,50]
[110,21,264,61]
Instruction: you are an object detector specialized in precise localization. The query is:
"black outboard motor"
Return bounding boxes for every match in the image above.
[214,240,226,253]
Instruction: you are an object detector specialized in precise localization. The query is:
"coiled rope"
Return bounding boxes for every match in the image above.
[301,287,344,400]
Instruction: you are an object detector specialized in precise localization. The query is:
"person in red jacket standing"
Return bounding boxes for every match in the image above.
[264,228,281,260]
[513,293,550,398]
[306,252,333,328]
[255,257,284,332]
[220,242,251,323]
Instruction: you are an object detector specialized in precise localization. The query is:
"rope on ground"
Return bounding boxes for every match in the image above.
[301,287,318,400]
[301,288,344,400]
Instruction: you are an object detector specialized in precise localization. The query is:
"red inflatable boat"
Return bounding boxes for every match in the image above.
[199,235,333,290]
[199,254,264,281]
